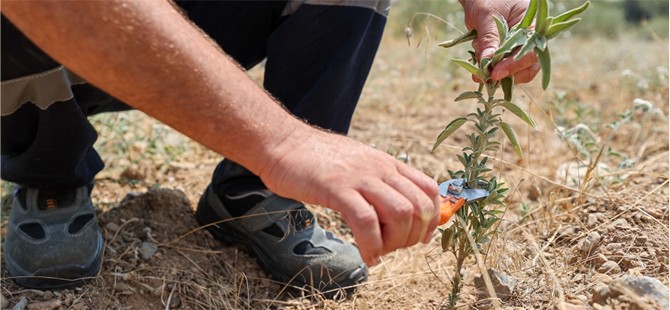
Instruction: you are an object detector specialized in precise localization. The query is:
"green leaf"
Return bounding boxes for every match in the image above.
[519,0,538,29]
[433,117,468,151]
[493,16,508,41]
[441,228,454,251]
[452,58,485,81]
[455,91,481,101]
[439,29,478,48]
[552,1,590,24]
[501,121,523,158]
[501,77,514,102]
[515,34,537,60]
[480,57,492,75]
[536,0,549,33]
[501,101,537,128]
[546,19,581,40]
[494,29,527,59]
[534,35,547,51]
[535,46,551,90]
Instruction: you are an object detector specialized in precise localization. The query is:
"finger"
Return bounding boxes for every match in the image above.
[394,164,440,245]
[491,51,538,81]
[334,189,383,266]
[513,62,541,84]
[472,31,500,62]
[422,196,441,244]
[383,174,434,247]
[360,181,413,253]
[396,163,439,199]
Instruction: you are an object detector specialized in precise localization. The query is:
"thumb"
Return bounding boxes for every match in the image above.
[472,20,500,61]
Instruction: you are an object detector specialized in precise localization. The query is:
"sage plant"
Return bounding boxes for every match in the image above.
[433,0,589,306]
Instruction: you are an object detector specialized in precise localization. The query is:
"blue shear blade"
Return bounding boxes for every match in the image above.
[438,178,490,202]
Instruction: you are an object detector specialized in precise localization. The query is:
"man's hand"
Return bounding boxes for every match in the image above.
[259,127,440,266]
[460,0,540,83]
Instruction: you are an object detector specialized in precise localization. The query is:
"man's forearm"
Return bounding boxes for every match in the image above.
[2,0,303,176]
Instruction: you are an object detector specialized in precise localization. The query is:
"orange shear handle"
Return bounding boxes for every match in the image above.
[439,196,466,225]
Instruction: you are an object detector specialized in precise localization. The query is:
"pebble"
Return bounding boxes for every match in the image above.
[597,261,621,275]
[579,231,601,254]
[592,253,608,268]
[591,282,611,304]
[105,222,120,232]
[138,241,158,260]
[575,294,589,304]
[610,275,669,309]
[633,234,648,245]
[474,269,516,301]
[604,243,623,252]
[563,303,588,310]
[611,218,630,229]
[587,213,604,226]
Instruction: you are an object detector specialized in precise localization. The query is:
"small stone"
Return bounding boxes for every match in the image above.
[563,303,588,310]
[610,275,669,309]
[592,273,613,284]
[620,255,645,271]
[597,261,621,275]
[138,241,158,260]
[604,243,623,252]
[591,282,611,304]
[26,299,62,310]
[1,294,8,309]
[105,222,120,232]
[575,294,589,304]
[12,297,28,310]
[579,231,601,254]
[633,234,648,245]
[611,218,630,229]
[591,253,609,268]
[587,213,604,226]
[616,204,633,213]
[558,225,579,239]
[474,269,516,301]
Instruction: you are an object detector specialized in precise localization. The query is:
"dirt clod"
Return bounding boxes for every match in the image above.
[138,241,158,260]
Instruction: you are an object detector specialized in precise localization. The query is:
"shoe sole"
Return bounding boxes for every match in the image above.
[196,188,367,296]
[4,235,103,290]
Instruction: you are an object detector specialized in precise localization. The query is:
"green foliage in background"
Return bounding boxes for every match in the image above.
[391,0,667,40]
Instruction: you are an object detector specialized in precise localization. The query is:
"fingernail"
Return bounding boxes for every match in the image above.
[422,231,434,244]
[419,201,436,222]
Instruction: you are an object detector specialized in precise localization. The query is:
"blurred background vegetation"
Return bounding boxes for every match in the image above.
[390,0,669,41]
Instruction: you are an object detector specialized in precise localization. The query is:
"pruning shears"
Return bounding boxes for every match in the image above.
[437,178,490,225]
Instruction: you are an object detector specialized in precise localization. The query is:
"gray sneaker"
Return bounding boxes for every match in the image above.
[3,186,103,289]
[196,185,368,297]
